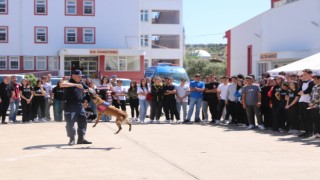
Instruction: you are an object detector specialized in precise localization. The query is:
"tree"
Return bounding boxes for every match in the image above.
[184,58,226,78]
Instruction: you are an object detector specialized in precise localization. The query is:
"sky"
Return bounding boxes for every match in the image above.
[183,0,270,44]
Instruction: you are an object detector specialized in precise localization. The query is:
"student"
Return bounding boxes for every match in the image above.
[52,80,64,122]
[128,81,139,121]
[242,76,265,130]
[185,74,204,123]
[150,76,165,123]
[286,81,300,134]
[163,77,180,123]
[137,78,149,123]
[32,80,46,122]
[176,78,190,122]
[113,80,127,111]
[20,79,33,123]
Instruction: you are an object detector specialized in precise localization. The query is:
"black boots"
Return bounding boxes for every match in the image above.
[68,137,75,146]
[77,137,92,144]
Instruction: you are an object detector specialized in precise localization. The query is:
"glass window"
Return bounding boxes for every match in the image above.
[127,56,140,71]
[105,56,118,71]
[119,56,126,71]
[140,35,148,47]
[144,58,149,69]
[36,0,46,14]
[0,56,7,70]
[140,10,148,22]
[24,56,34,70]
[66,28,77,43]
[0,27,8,43]
[66,0,76,15]
[9,56,19,70]
[0,0,7,14]
[83,0,93,15]
[35,27,47,43]
[83,28,94,43]
[48,56,58,70]
[36,56,46,70]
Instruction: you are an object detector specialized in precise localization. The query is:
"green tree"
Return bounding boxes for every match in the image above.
[184,58,226,78]
[25,74,37,87]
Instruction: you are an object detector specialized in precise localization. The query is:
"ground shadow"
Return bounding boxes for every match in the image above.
[23,144,121,151]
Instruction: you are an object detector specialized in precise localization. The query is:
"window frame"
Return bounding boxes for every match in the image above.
[0,0,8,15]
[24,56,35,70]
[0,56,7,70]
[36,56,47,70]
[83,27,95,44]
[9,56,20,70]
[0,26,8,43]
[65,0,77,15]
[34,0,47,15]
[65,27,78,44]
[48,56,58,70]
[34,26,48,44]
[140,10,148,22]
[140,34,149,47]
[83,0,94,16]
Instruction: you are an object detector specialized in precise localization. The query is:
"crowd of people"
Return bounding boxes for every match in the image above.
[0,68,320,140]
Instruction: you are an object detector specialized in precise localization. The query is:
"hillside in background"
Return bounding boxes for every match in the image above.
[185,44,227,61]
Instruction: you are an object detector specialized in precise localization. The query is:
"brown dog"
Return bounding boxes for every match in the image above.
[88,89,131,134]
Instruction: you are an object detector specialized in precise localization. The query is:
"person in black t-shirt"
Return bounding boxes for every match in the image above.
[204,75,219,123]
[32,80,46,122]
[19,78,34,123]
[0,76,14,124]
[163,77,179,122]
[52,80,64,122]
[285,81,300,134]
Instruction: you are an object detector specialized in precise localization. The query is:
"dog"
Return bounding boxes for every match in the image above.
[88,89,131,134]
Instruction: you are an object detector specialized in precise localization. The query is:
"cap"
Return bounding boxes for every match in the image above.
[111,75,117,78]
[71,70,84,76]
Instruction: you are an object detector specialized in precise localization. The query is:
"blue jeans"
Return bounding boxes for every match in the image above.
[9,99,20,121]
[139,99,149,122]
[53,99,64,121]
[176,102,188,121]
[186,97,202,121]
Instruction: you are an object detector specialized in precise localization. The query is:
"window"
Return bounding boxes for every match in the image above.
[66,0,76,15]
[140,35,149,47]
[36,56,46,70]
[144,58,149,69]
[35,0,47,15]
[105,56,140,71]
[24,56,34,70]
[48,56,58,70]
[83,28,94,43]
[65,28,77,43]
[35,27,47,43]
[83,0,93,15]
[140,10,148,22]
[9,56,19,70]
[105,56,118,71]
[0,26,8,43]
[0,56,7,70]
[0,0,7,14]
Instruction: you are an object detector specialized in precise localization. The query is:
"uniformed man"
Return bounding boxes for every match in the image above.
[61,70,92,145]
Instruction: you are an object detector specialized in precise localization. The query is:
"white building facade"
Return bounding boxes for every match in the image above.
[0,0,183,81]
[225,0,320,78]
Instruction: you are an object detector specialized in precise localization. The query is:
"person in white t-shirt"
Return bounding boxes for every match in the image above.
[113,80,127,111]
[176,78,190,122]
[217,76,229,121]
[137,78,150,123]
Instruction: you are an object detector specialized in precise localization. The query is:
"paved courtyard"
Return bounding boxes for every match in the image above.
[0,107,320,180]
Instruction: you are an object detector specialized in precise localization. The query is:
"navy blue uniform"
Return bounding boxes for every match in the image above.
[64,79,88,139]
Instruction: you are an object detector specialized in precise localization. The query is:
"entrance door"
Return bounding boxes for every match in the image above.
[65,56,98,78]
